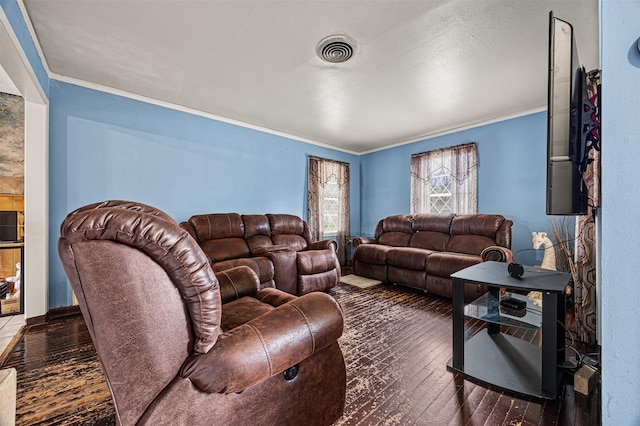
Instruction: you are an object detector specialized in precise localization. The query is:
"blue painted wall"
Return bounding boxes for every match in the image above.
[48,80,360,307]
[360,112,559,266]
[600,0,640,424]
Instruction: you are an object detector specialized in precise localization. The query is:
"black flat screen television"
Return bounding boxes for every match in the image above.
[546,12,588,215]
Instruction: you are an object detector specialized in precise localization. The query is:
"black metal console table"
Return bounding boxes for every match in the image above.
[447,261,571,400]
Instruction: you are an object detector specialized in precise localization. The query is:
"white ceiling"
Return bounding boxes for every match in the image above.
[21,0,599,153]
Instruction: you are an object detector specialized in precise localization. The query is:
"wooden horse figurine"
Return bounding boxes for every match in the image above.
[531,231,556,271]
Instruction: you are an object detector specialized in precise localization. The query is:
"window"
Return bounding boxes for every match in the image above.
[411,142,477,214]
[308,157,350,265]
[321,177,340,235]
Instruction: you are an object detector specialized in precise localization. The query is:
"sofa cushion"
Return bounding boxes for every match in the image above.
[189,213,245,242]
[426,252,482,277]
[409,231,450,252]
[387,247,435,270]
[411,213,455,233]
[243,215,273,252]
[407,213,454,251]
[268,214,308,236]
[353,244,390,265]
[446,235,499,256]
[243,214,271,237]
[445,214,505,255]
[213,257,275,286]
[200,238,251,262]
[374,215,412,245]
[380,214,413,234]
[450,214,504,237]
[220,297,275,332]
[377,232,412,247]
[268,214,310,251]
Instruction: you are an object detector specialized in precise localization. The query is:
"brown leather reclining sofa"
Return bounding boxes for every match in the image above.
[180,213,341,295]
[352,213,513,302]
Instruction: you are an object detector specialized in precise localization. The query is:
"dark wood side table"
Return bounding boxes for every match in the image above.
[447,261,571,400]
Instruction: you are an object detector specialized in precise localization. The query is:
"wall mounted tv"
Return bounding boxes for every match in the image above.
[546,11,589,215]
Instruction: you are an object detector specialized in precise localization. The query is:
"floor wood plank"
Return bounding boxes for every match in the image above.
[1,281,600,425]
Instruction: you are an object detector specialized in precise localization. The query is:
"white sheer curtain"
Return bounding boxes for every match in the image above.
[308,157,350,265]
[410,142,477,214]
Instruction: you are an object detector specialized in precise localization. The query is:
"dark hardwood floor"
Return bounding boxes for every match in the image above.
[2,281,600,425]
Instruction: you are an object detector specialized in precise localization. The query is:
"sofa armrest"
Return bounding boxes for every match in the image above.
[481,246,514,263]
[254,287,298,307]
[217,266,260,304]
[180,292,344,393]
[306,239,337,251]
[352,237,376,248]
[179,221,198,242]
[252,244,290,256]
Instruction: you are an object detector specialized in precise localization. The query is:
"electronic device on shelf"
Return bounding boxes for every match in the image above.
[500,297,527,311]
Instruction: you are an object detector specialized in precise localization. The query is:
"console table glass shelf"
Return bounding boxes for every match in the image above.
[464,291,542,330]
[447,261,571,401]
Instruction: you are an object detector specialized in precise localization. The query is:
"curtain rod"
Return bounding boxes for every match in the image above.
[411,142,476,158]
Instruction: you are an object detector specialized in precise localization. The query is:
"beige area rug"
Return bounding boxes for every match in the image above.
[339,274,382,289]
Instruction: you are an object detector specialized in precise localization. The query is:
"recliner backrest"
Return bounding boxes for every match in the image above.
[58,201,223,425]
[409,213,455,251]
[445,214,510,255]
[189,213,252,261]
[243,214,274,253]
[375,215,413,247]
[267,214,310,251]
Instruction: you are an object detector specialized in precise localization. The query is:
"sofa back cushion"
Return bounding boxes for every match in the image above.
[409,214,454,251]
[189,213,250,261]
[268,214,310,251]
[376,215,412,247]
[243,214,273,252]
[445,214,506,255]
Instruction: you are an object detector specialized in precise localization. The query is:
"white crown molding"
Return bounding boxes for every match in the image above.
[0,3,47,103]
[51,72,362,156]
[16,0,51,77]
[359,106,547,155]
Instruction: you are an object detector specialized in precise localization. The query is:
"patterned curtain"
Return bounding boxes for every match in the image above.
[410,142,477,214]
[308,157,350,265]
[574,70,601,345]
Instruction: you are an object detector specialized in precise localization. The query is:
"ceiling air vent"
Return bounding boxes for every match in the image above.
[316,35,356,63]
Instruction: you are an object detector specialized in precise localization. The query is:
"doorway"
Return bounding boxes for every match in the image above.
[0,92,25,318]
[0,9,49,323]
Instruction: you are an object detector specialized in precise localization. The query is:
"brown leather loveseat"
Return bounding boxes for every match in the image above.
[58,201,347,425]
[180,213,341,295]
[352,213,513,302]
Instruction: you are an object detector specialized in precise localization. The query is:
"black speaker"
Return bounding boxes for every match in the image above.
[508,262,524,278]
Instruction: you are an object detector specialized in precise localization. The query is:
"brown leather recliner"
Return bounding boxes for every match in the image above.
[58,201,347,426]
[267,214,341,295]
